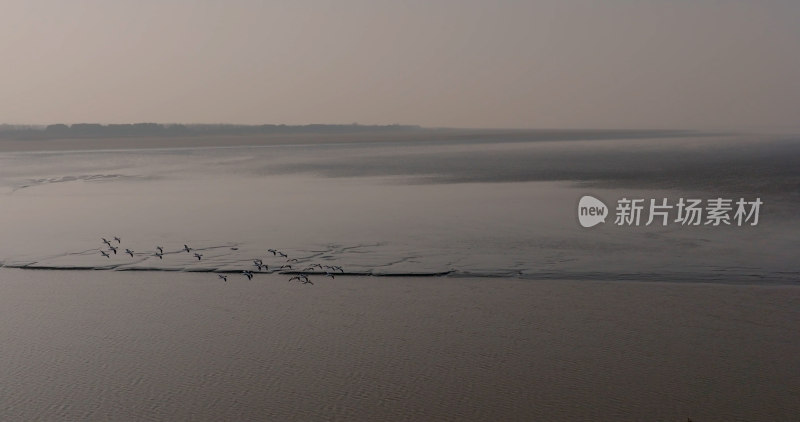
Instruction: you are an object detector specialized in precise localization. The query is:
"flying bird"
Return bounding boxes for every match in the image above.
[289,274,310,284]
[100,250,110,258]
[183,244,192,253]
[154,252,163,259]
[101,238,111,246]
[268,249,277,256]
[114,236,121,244]
[194,253,203,260]
[124,249,134,257]
[108,246,118,254]
[243,271,254,280]
[156,246,163,254]
[218,274,228,282]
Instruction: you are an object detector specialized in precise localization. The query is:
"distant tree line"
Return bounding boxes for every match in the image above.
[0,123,421,140]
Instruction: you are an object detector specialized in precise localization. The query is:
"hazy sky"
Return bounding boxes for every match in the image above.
[2,1,798,130]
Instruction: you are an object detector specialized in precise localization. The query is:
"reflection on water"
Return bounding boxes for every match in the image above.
[0,132,798,283]
[1,132,799,421]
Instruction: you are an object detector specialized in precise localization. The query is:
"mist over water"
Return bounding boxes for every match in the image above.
[2,130,800,421]
[3,1,799,418]
[0,130,797,283]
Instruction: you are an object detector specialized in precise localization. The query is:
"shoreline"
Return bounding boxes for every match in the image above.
[0,128,707,153]
[3,265,797,286]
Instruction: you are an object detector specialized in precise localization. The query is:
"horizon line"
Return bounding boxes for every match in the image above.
[0,122,705,132]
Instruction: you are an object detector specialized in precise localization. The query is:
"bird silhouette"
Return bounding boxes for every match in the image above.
[289,274,311,284]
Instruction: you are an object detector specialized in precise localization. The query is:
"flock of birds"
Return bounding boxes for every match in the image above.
[98,236,344,285]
